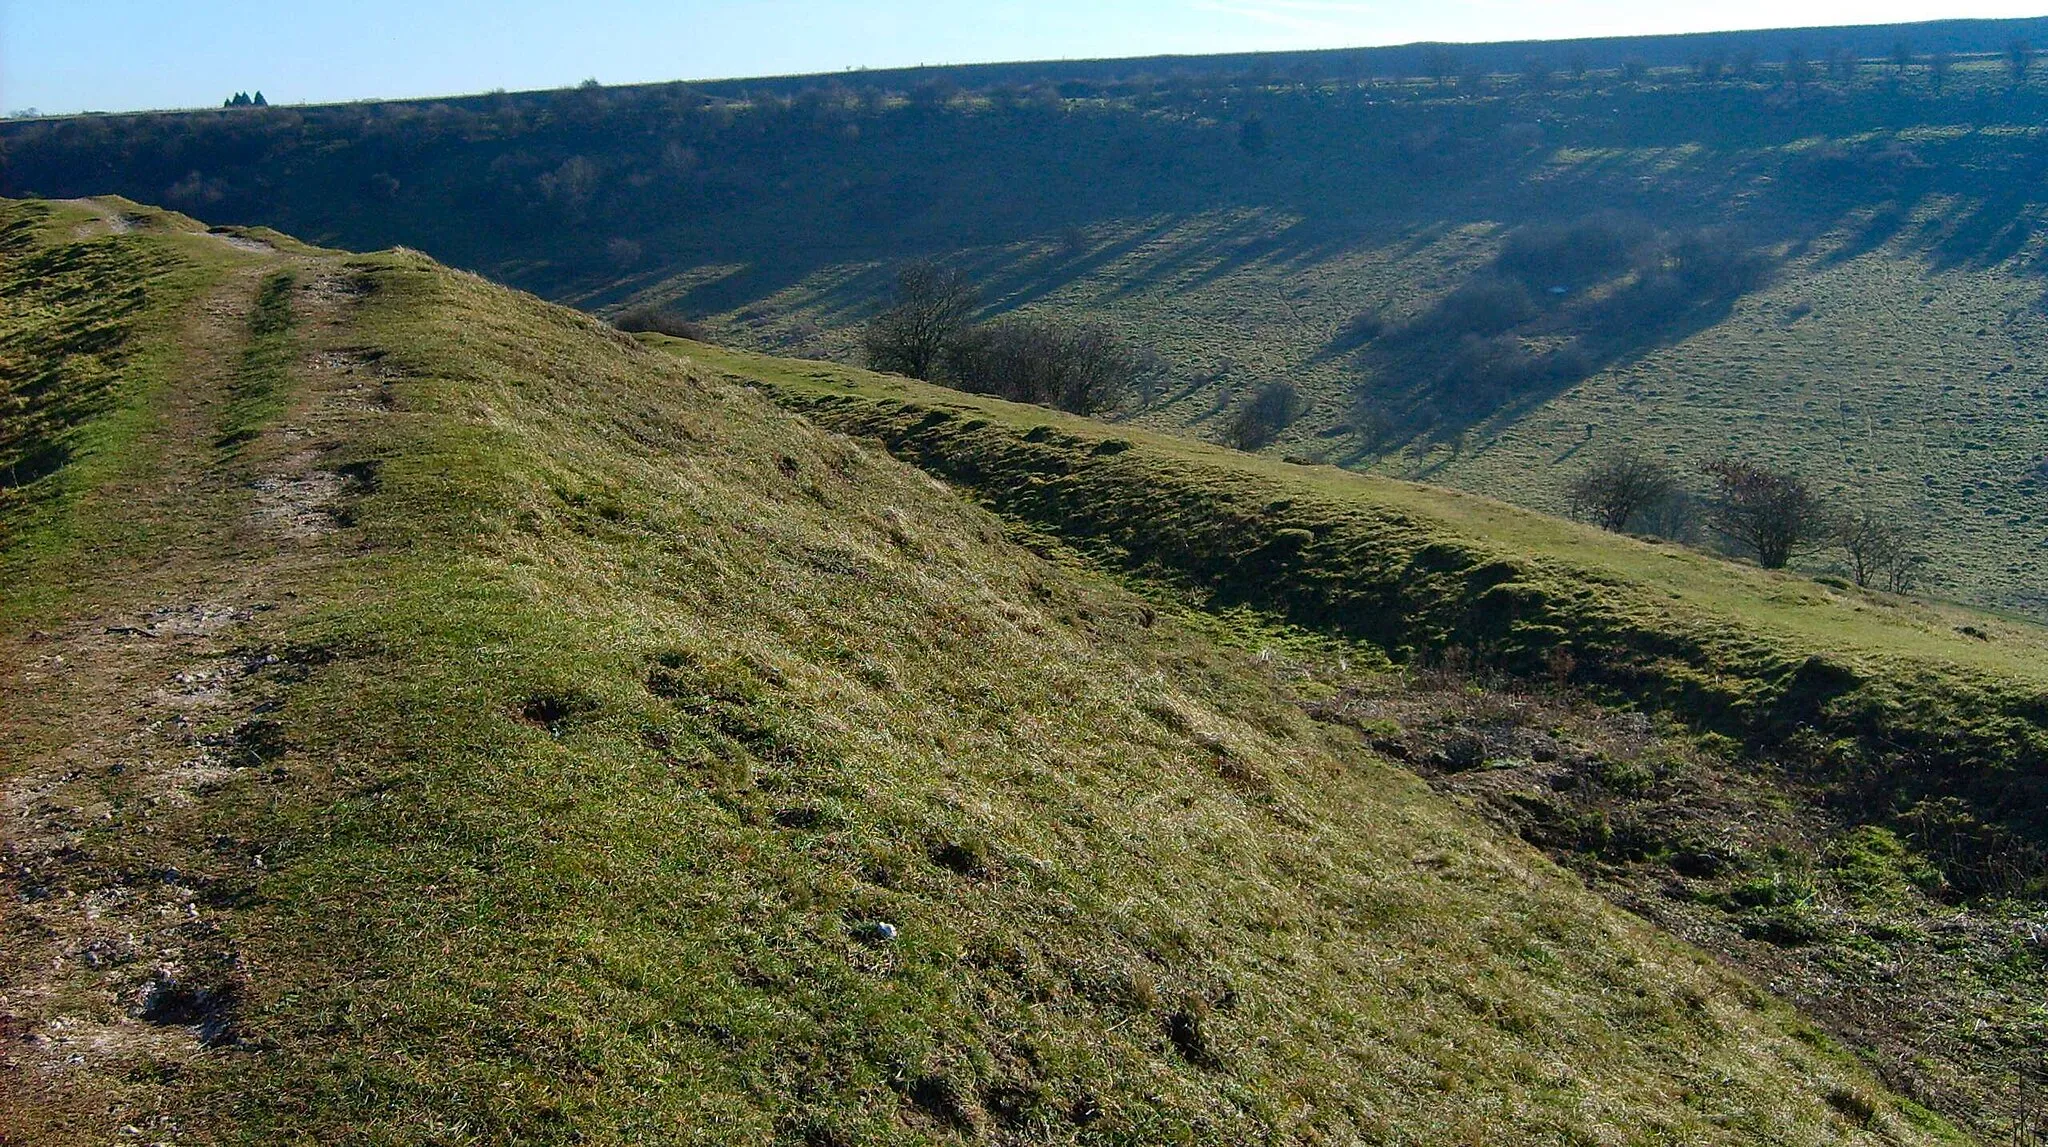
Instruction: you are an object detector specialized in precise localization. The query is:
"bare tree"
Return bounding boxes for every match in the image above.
[1882,550,1928,593]
[1701,457,1830,569]
[1423,48,1457,88]
[864,261,979,380]
[1890,41,1917,82]
[1929,50,1955,93]
[1833,506,1912,589]
[1224,382,1303,450]
[2011,39,2037,88]
[1837,508,1929,592]
[1784,46,1814,90]
[1237,116,1268,154]
[1567,448,1678,532]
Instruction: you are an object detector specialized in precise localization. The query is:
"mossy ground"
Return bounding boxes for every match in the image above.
[0,199,1972,1143]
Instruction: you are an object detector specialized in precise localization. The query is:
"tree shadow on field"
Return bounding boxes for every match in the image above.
[656,215,1203,329]
[1338,215,1777,452]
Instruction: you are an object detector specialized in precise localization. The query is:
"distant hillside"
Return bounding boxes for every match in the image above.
[3,196,1990,1143]
[675,16,2048,98]
[6,17,2048,625]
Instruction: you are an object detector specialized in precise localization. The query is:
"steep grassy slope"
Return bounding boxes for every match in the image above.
[0,198,1966,1144]
[671,342,2048,822]
[655,338,2048,1133]
[17,37,2048,616]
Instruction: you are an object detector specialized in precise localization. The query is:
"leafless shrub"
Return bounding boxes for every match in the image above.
[1497,217,1652,287]
[942,315,1153,414]
[1223,382,1303,450]
[613,305,711,341]
[1701,457,1831,569]
[1929,50,1955,92]
[1421,276,1538,337]
[1833,506,1926,590]
[864,261,979,380]
[1567,448,1678,532]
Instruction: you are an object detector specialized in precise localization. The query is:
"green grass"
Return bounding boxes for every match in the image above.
[599,66,2048,623]
[686,185,2048,621]
[0,197,222,622]
[0,202,1970,1143]
[655,339,2048,899]
[214,269,297,449]
[12,52,2048,620]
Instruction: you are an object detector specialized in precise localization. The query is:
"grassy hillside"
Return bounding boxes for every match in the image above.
[673,340,2048,804]
[13,27,2048,619]
[655,337,2048,1134]
[3,198,1983,1143]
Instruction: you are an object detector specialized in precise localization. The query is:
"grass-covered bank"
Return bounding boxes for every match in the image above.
[663,341,2048,903]
[0,199,218,620]
[211,247,1939,1144]
[0,202,1963,1143]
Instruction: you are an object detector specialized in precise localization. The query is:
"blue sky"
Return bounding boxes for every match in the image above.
[4,0,2044,115]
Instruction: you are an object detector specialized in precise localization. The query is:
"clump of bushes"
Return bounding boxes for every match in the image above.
[865,260,1158,414]
[1495,215,1654,287]
[1699,457,1830,570]
[1354,216,1775,429]
[1223,382,1303,450]
[1566,448,1679,532]
[944,316,1152,414]
[613,305,712,341]
[1418,276,1538,337]
[1564,450,1929,582]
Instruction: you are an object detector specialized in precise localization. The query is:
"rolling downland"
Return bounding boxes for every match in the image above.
[0,196,1989,1144]
[10,24,2048,618]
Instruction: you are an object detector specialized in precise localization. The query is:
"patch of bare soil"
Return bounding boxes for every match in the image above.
[60,198,136,240]
[309,346,401,412]
[0,600,284,1141]
[250,455,348,541]
[204,229,277,255]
